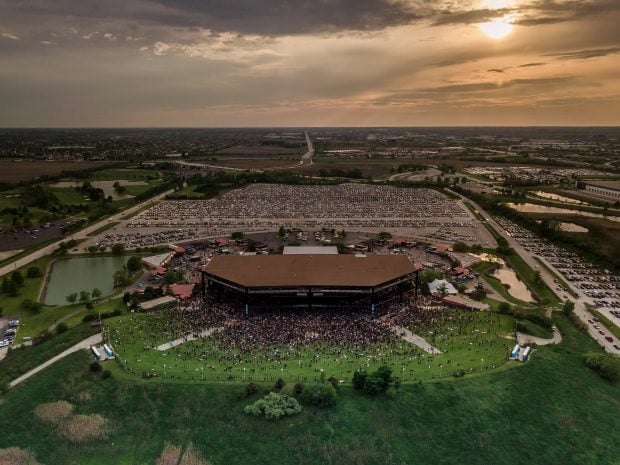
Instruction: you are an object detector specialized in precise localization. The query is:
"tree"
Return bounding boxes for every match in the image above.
[126,256,142,273]
[244,392,302,419]
[91,288,102,300]
[299,382,337,408]
[378,231,392,240]
[66,293,78,304]
[11,270,24,288]
[87,245,98,255]
[26,266,41,278]
[114,268,132,287]
[79,290,91,303]
[452,241,469,253]
[111,243,125,255]
[498,302,512,314]
[562,300,575,316]
[2,278,18,297]
[231,231,244,240]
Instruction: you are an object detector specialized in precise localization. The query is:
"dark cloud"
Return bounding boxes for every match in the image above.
[487,68,505,73]
[546,46,620,60]
[514,0,620,26]
[432,8,508,26]
[518,62,546,67]
[418,77,574,94]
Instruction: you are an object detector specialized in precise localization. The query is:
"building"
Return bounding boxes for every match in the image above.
[283,246,338,255]
[578,180,620,200]
[202,253,418,312]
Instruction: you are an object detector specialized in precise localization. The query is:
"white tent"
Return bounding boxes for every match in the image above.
[428,279,458,295]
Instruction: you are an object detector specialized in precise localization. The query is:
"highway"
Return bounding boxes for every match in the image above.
[301,131,314,166]
[0,189,173,279]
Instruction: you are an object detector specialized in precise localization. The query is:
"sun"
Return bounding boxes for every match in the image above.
[479,15,514,40]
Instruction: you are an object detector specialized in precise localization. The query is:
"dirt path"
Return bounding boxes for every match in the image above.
[9,333,102,389]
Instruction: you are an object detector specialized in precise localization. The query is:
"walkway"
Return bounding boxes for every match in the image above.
[156,327,223,351]
[9,333,102,389]
[388,324,442,355]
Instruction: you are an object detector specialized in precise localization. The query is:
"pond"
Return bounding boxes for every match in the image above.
[505,203,620,223]
[44,256,129,306]
[493,266,535,303]
[51,180,147,200]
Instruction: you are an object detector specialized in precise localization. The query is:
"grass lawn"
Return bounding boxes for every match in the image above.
[104,310,517,384]
[0,314,618,464]
[0,323,99,387]
[86,168,161,181]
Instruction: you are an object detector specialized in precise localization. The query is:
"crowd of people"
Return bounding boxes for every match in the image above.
[107,292,511,383]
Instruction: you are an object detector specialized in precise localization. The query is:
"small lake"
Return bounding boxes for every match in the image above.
[51,180,147,200]
[506,203,620,223]
[44,256,129,306]
[493,266,535,302]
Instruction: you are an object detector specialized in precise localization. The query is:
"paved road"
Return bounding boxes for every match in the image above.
[301,131,314,166]
[8,333,102,389]
[517,329,562,346]
[450,189,619,354]
[0,190,173,279]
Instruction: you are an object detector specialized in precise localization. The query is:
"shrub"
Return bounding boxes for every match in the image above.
[352,370,367,390]
[293,383,304,396]
[244,392,302,419]
[89,361,102,373]
[55,322,69,335]
[584,352,620,382]
[273,378,285,391]
[453,369,466,378]
[26,266,41,278]
[326,376,340,391]
[102,370,112,379]
[245,383,259,397]
[300,382,337,408]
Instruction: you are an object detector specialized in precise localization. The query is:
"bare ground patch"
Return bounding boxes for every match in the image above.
[33,401,74,425]
[57,414,108,442]
[0,447,42,465]
[155,443,210,465]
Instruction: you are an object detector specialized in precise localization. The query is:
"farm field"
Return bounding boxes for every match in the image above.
[0,161,108,184]
[0,314,618,465]
[216,145,303,156]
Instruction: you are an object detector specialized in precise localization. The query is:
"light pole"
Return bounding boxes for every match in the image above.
[480,358,484,373]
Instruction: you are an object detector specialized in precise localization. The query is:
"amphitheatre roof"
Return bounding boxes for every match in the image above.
[204,253,416,288]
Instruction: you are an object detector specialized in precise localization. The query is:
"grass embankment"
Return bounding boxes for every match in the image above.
[0,314,618,464]
[105,311,516,384]
[590,310,620,340]
[0,323,98,388]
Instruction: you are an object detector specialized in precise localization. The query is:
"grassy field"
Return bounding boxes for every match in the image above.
[104,310,517,384]
[0,314,618,464]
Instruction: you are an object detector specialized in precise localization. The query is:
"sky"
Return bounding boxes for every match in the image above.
[1,0,619,127]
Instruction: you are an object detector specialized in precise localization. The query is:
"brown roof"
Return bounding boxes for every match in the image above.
[204,253,416,288]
